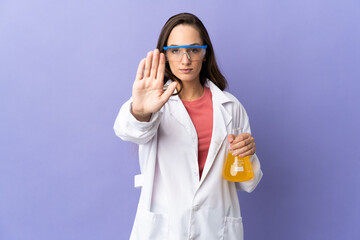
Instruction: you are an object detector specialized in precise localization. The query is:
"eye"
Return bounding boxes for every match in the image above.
[170,48,180,54]
[190,48,199,53]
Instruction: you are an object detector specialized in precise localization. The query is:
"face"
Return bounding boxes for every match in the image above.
[166,24,204,84]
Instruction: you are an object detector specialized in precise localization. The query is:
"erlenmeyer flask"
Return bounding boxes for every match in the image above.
[222,128,254,182]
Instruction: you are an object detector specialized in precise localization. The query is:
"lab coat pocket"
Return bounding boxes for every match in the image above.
[222,216,244,240]
[132,210,169,240]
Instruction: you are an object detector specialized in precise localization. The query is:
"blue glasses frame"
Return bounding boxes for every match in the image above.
[163,45,207,50]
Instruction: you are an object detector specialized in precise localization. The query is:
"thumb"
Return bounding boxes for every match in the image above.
[228,134,235,143]
[160,81,177,103]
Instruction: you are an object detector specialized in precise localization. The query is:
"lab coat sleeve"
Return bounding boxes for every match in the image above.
[233,99,263,193]
[113,98,162,145]
[235,154,263,192]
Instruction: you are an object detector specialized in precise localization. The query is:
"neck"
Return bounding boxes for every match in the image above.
[178,80,204,101]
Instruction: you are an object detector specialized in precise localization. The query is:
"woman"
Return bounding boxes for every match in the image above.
[114,13,263,240]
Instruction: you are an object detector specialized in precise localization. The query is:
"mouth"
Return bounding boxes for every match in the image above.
[179,69,193,74]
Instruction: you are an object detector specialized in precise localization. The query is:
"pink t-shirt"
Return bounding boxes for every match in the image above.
[182,87,213,179]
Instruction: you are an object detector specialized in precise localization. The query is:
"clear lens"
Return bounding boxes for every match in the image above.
[165,47,206,61]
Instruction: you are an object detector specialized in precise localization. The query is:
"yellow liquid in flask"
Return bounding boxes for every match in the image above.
[222,153,254,182]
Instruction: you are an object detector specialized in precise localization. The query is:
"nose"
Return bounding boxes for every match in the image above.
[180,51,191,64]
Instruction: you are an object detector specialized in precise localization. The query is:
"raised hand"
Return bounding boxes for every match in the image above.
[131,49,177,122]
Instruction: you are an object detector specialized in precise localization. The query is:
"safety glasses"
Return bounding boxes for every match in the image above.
[163,45,207,61]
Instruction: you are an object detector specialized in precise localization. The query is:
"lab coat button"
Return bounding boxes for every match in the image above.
[193,204,200,211]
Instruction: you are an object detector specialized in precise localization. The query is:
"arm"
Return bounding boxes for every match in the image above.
[113,99,163,145]
[229,101,263,192]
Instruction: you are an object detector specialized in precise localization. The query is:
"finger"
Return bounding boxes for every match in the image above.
[233,133,250,143]
[233,143,255,154]
[144,51,153,78]
[160,81,177,103]
[135,58,146,81]
[150,49,160,79]
[232,143,256,157]
[157,52,166,81]
[229,137,253,150]
[239,146,256,157]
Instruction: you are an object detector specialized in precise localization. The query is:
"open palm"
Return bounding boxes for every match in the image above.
[131,49,177,121]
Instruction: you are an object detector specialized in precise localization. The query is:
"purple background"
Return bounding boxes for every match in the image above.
[1,0,359,239]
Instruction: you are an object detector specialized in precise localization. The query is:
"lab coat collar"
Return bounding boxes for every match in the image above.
[205,80,233,105]
[165,79,233,104]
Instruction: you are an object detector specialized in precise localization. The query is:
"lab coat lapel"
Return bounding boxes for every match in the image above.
[200,81,233,185]
[167,95,198,144]
[164,80,197,138]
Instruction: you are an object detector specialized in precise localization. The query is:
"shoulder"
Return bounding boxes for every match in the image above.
[222,90,248,118]
[207,80,248,115]
[209,81,245,110]
[222,91,240,104]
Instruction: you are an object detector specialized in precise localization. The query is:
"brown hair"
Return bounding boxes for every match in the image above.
[156,13,227,93]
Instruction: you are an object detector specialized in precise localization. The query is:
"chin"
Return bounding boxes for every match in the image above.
[176,74,200,83]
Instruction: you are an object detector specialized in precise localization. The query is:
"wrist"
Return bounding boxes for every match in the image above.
[131,104,151,122]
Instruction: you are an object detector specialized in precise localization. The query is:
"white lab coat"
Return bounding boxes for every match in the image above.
[114,80,263,240]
